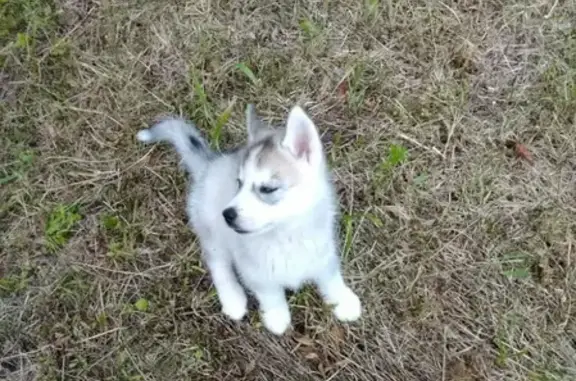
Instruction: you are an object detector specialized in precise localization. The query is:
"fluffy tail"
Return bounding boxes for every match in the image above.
[136,118,213,178]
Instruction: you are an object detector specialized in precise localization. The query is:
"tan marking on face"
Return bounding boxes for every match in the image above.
[254,137,301,186]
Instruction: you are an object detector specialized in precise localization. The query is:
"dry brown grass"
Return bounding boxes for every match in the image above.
[1,0,576,380]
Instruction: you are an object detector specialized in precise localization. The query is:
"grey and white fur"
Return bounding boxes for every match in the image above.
[136,105,361,335]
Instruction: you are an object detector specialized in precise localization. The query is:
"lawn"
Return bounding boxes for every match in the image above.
[1,0,575,380]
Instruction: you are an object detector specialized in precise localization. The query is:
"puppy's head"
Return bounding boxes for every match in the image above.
[222,105,326,235]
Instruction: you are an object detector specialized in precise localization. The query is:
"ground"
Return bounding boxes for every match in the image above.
[1,0,575,380]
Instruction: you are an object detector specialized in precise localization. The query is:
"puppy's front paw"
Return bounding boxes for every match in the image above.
[332,287,362,322]
[220,293,248,321]
[262,306,291,335]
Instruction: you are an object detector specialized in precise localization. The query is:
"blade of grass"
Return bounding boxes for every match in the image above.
[235,63,260,86]
[211,97,237,150]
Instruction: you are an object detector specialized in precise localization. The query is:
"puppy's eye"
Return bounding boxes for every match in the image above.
[236,179,243,189]
[259,186,279,194]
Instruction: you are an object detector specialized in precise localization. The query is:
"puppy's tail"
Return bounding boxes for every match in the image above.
[136,118,213,179]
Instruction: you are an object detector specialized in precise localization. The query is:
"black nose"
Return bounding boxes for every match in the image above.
[222,207,238,225]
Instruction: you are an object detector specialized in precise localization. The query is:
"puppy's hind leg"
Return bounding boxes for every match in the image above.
[203,245,248,321]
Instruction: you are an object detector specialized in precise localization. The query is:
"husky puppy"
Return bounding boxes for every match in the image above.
[136,105,361,335]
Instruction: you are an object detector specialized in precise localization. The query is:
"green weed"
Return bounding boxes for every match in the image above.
[372,143,409,186]
[412,173,428,186]
[133,298,150,312]
[45,204,82,252]
[299,18,320,39]
[498,252,533,280]
[346,64,368,111]
[0,149,34,185]
[383,144,409,169]
[99,213,137,262]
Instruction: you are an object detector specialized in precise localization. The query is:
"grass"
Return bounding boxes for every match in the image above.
[1,0,575,380]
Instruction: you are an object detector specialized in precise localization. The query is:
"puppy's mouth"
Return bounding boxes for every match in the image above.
[227,222,253,234]
[231,223,273,235]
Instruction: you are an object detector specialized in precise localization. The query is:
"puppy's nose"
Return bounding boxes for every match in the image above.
[222,207,238,225]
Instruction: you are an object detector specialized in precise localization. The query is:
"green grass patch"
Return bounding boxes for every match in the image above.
[186,68,238,150]
[0,0,60,58]
[0,267,31,297]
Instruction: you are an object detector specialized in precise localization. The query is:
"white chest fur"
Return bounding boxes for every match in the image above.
[231,230,334,290]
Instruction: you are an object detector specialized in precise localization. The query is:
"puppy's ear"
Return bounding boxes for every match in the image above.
[246,104,269,143]
[281,106,323,166]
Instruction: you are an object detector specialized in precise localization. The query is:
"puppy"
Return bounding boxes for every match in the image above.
[137,105,361,335]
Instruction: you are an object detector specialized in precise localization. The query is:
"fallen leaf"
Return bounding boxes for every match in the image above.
[513,142,534,164]
[243,359,256,375]
[305,352,320,360]
[330,325,345,342]
[336,80,348,98]
[318,362,327,375]
[294,335,315,347]
[445,360,475,381]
